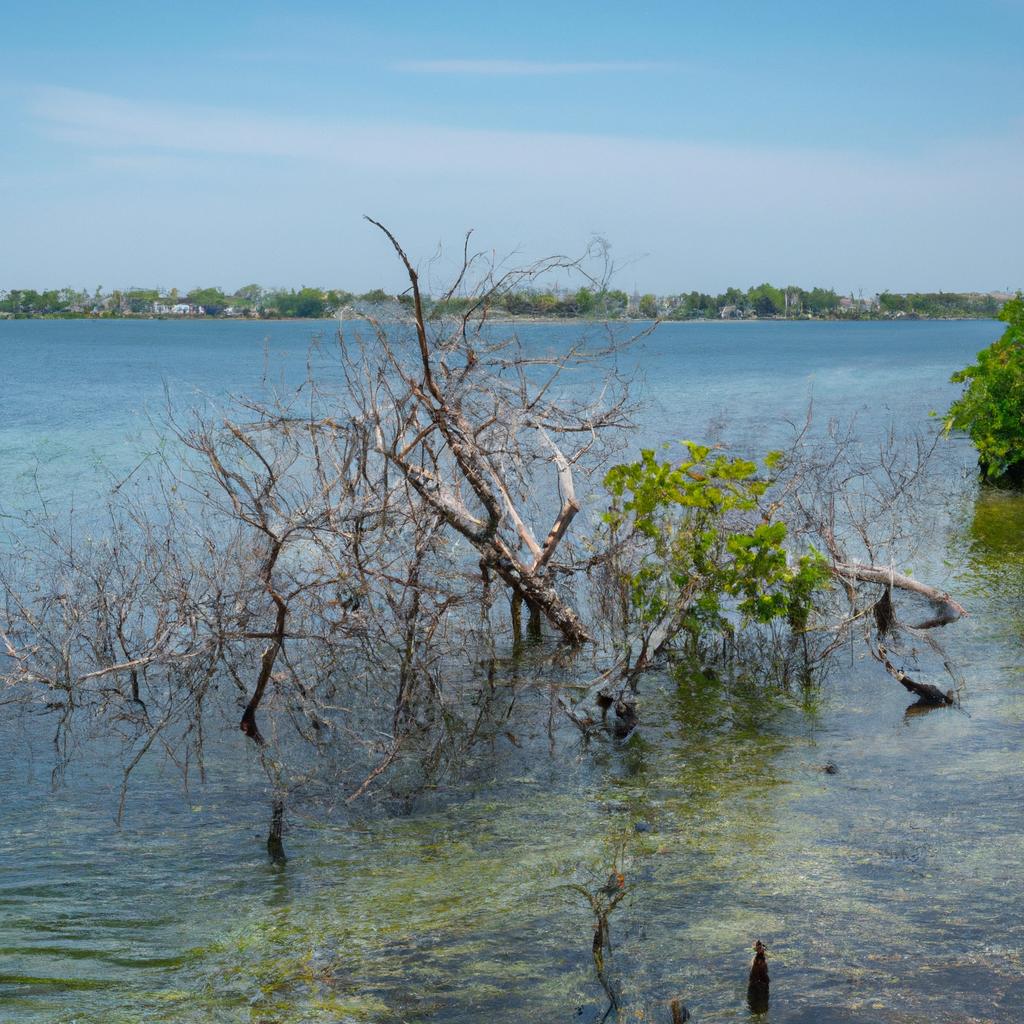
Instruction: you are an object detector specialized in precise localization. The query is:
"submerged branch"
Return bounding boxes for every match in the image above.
[870,641,955,706]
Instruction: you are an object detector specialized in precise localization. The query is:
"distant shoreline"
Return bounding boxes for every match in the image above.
[0,312,1002,324]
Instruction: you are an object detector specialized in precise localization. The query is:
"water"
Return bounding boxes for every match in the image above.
[1,316,1021,1023]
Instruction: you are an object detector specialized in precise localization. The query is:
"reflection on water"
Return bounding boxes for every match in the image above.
[961,489,1024,631]
[1,319,1023,1023]
[967,489,1024,562]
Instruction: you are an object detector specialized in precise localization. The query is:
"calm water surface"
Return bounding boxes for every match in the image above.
[1,317,1022,1023]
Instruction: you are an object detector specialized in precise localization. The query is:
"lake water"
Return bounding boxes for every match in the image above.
[1,317,1022,1024]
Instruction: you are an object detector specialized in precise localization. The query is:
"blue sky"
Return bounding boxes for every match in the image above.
[1,0,1022,294]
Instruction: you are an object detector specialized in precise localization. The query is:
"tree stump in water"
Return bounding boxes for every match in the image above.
[267,799,287,865]
[669,996,691,1022]
[747,939,770,1014]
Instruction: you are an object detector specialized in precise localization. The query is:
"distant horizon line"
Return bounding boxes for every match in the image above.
[1,284,1018,299]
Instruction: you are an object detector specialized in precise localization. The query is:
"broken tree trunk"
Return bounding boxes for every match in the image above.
[481,539,591,645]
[267,798,286,864]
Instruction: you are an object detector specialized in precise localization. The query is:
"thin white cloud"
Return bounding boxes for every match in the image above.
[30,85,1021,204]
[391,59,675,74]
[19,85,886,177]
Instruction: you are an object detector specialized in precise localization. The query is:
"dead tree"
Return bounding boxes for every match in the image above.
[341,218,639,646]
[785,418,965,704]
[0,222,643,832]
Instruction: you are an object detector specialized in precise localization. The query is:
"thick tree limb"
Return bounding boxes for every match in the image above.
[834,562,966,621]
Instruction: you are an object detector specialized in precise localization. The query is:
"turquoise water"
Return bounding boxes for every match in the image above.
[0,317,994,501]
[2,317,1022,1023]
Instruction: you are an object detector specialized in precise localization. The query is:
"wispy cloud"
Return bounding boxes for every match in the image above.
[391,59,675,75]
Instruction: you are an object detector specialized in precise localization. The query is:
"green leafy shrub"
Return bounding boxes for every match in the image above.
[946,295,1024,484]
[602,443,829,650]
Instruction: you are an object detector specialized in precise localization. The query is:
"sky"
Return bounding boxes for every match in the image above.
[1,0,1022,295]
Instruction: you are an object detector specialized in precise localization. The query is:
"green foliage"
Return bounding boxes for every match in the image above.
[879,290,1000,318]
[428,295,476,317]
[603,443,829,644]
[0,287,89,315]
[946,295,1024,483]
[878,290,909,314]
[234,283,264,304]
[186,286,228,312]
[324,288,354,310]
[803,287,839,315]
[746,283,784,317]
[600,289,629,316]
[123,288,160,313]
[268,287,328,318]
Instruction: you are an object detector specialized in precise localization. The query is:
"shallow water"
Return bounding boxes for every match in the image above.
[2,317,1022,1023]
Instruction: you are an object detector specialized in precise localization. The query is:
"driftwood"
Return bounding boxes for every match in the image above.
[848,561,962,706]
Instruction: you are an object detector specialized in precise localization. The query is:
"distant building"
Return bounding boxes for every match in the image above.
[178,303,204,315]
[720,304,740,319]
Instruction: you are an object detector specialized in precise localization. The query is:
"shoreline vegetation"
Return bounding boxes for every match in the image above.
[0,282,1014,322]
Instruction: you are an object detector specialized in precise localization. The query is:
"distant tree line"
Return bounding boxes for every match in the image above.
[0,282,1010,320]
[878,291,1003,318]
[0,285,369,319]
